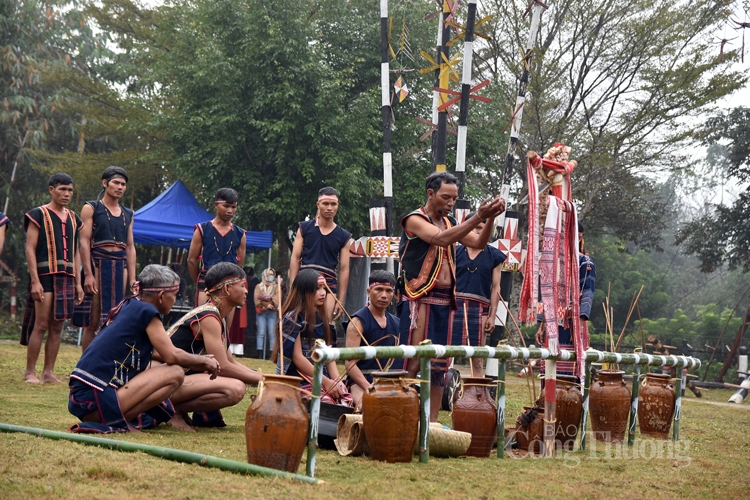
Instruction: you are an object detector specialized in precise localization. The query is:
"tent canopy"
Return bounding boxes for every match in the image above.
[133,180,273,252]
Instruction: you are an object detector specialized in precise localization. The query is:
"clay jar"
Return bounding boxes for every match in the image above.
[589,370,630,443]
[245,374,309,473]
[555,375,583,450]
[638,372,675,439]
[452,377,498,457]
[362,371,419,463]
[515,407,544,454]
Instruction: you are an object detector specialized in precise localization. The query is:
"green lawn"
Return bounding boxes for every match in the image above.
[0,341,748,499]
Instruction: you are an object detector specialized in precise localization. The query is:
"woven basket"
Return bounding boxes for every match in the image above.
[413,423,472,458]
[334,414,369,456]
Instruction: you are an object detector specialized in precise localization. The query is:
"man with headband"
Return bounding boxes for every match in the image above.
[399,171,505,421]
[344,270,400,407]
[74,166,136,352]
[290,186,351,321]
[68,264,220,433]
[450,213,506,377]
[188,187,246,327]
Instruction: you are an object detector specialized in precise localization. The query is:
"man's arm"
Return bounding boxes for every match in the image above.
[0,225,5,255]
[344,317,370,391]
[74,245,84,305]
[289,228,303,284]
[25,224,44,302]
[404,197,505,248]
[334,241,350,316]
[79,204,96,295]
[125,217,137,289]
[236,233,246,267]
[146,317,219,377]
[199,318,260,385]
[459,213,497,248]
[485,263,502,333]
[187,228,202,284]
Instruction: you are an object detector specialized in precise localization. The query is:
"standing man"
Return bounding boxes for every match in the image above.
[289,186,351,321]
[0,211,8,254]
[76,166,136,351]
[187,188,246,314]
[345,270,400,406]
[22,173,84,383]
[399,172,505,420]
[450,213,506,377]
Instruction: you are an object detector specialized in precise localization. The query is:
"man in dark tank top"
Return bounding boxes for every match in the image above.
[75,166,136,352]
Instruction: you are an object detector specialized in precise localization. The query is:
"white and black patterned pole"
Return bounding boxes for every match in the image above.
[434,0,451,172]
[379,0,393,237]
[455,0,478,199]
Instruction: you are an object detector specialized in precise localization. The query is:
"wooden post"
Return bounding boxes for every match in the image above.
[628,366,641,446]
[579,361,591,451]
[419,352,431,463]
[673,375,682,441]
[496,359,506,458]
[543,359,556,457]
[717,302,750,382]
[306,359,324,477]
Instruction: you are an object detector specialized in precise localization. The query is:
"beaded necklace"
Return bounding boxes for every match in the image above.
[103,204,126,243]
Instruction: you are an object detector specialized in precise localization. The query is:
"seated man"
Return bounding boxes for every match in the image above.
[68,265,220,433]
[167,262,261,428]
[345,270,399,406]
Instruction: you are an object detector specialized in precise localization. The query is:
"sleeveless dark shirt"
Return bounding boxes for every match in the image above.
[87,200,133,249]
[171,309,226,356]
[299,220,351,274]
[24,206,82,276]
[70,299,160,390]
[455,245,506,302]
[198,221,245,269]
[351,307,399,376]
[398,207,457,299]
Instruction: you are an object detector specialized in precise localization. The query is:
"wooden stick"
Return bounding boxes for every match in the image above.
[499,296,537,403]
[615,285,644,352]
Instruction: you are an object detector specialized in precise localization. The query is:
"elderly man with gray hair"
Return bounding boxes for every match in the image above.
[68,264,220,433]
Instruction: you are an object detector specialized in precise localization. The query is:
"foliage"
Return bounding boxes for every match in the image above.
[677,107,750,273]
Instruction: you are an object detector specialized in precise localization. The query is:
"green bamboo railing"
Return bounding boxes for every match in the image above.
[0,423,319,484]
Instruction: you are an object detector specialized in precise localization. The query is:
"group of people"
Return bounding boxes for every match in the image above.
[7,165,593,433]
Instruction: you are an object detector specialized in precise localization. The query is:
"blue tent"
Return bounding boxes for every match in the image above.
[133,180,273,252]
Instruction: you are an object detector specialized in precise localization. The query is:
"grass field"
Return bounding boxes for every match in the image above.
[1,341,748,499]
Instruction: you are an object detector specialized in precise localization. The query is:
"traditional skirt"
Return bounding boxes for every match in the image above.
[449,295,488,347]
[21,273,75,346]
[405,287,454,387]
[72,248,127,328]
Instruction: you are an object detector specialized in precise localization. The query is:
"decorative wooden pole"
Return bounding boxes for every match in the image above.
[380,0,393,238]
[434,0,451,172]
[455,0,478,198]
[543,359,556,456]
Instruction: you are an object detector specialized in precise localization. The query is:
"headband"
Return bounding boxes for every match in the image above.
[318,194,338,202]
[207,276,244,294]
[215,200,237,206]
[367,282,395,291]
[133,282,180,295]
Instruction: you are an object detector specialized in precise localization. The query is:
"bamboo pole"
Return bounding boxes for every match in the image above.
[628,365,641,446]
[306,358,324,478]
[615,285,644,352]
[673,376,682,441]
[0,423,319,484]
[496,359,506,459]
[419,344,431,464]
[579,361,592,451]
[543,360,556,457]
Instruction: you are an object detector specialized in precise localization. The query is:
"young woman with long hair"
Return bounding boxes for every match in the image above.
[274,268,349,404]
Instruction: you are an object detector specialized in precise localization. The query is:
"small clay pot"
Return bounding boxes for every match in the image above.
[590,370,630,443]
[245,374,309,473]
[555,375,583,450]
[515,406,545,454]
[452,377,498,458]
[362,371,419,463]
[638,372,675,439]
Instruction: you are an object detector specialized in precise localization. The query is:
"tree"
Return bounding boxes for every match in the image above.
[677,107,750,272]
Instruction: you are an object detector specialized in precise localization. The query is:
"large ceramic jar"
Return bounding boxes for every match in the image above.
[590,370,630,443]
[362,371,419,463]
[452,377,498,457]
[638,372,675,439]
[555,375,583,450]
[515,406,544,454]
[245,374,309,473]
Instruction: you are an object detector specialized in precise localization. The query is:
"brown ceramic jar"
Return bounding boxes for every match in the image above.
[590,370,630,443]
[638,372,675,439]
[555,375,583,450]
[515,406,545,454]
[245,374,309,473]
[361,371,419,463]
[452,377,498,457]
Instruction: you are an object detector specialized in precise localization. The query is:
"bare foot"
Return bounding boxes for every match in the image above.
[166,412,195,432]
[24,373,41,384]
[41,373,64,384]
